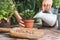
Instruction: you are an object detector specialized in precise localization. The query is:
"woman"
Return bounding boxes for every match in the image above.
[15,0,53,27]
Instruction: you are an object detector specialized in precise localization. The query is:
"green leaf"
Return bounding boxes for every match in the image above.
[0,0,15,21]
[20,9,35,20]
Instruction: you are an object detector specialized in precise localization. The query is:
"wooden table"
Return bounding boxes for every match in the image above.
[0,28,60,40]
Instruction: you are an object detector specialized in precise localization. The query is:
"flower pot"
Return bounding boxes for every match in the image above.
[24,20,34,28]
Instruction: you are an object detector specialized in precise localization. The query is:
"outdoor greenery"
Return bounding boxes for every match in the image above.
[11,0,42,24]
[14,0,42,13]
[0,0,15,21]
[52,0,60,13]
[20,9,35,20]
[53,0,60,8]
[1,0,59,25]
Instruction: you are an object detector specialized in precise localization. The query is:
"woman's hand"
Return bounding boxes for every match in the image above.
[19,20,25,27]
[14,11,25,27]
[42,0,53,12]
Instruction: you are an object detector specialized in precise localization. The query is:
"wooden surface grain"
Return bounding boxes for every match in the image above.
[0,29,60,40]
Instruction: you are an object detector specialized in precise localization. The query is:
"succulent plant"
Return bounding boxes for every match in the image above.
[20,9,35,20]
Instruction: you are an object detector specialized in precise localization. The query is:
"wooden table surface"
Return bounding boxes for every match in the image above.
[0,28,60,40]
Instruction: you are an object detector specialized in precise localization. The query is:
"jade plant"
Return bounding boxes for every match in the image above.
[20,9,35,20]
[0,0,15,21]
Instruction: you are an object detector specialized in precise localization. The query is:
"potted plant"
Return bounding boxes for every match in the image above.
[20,9,35,28]
[0,0,15,27]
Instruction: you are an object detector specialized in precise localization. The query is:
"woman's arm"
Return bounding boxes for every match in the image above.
[10,0,25,27]
[14,11,25,27]
[14,11,22,21]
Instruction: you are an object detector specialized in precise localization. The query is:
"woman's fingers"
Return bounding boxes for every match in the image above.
[19,20,25,27]
[19,23,25,27]
[20,20,24,23]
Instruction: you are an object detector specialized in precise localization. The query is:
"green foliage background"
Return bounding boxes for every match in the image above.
[11,0,60,25]
[11,0,42,25]
[53,0,60,8]
[0,0,15,21]
[0,0,59,25]
[14,0,42,13]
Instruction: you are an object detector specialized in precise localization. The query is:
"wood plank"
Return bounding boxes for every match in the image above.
[0,29,60,40]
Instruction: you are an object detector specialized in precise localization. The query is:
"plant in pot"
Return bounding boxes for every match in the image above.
[0,0,15,27]
[20,9,35,28]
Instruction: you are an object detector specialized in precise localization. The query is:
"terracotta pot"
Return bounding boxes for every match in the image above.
[24,20,34,28]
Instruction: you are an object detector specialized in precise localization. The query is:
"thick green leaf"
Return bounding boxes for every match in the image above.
[20,9,35,20]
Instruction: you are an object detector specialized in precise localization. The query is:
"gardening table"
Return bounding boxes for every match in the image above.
[0,28,60,40]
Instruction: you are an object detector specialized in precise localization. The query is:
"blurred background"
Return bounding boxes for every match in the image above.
[11,0,60,25]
